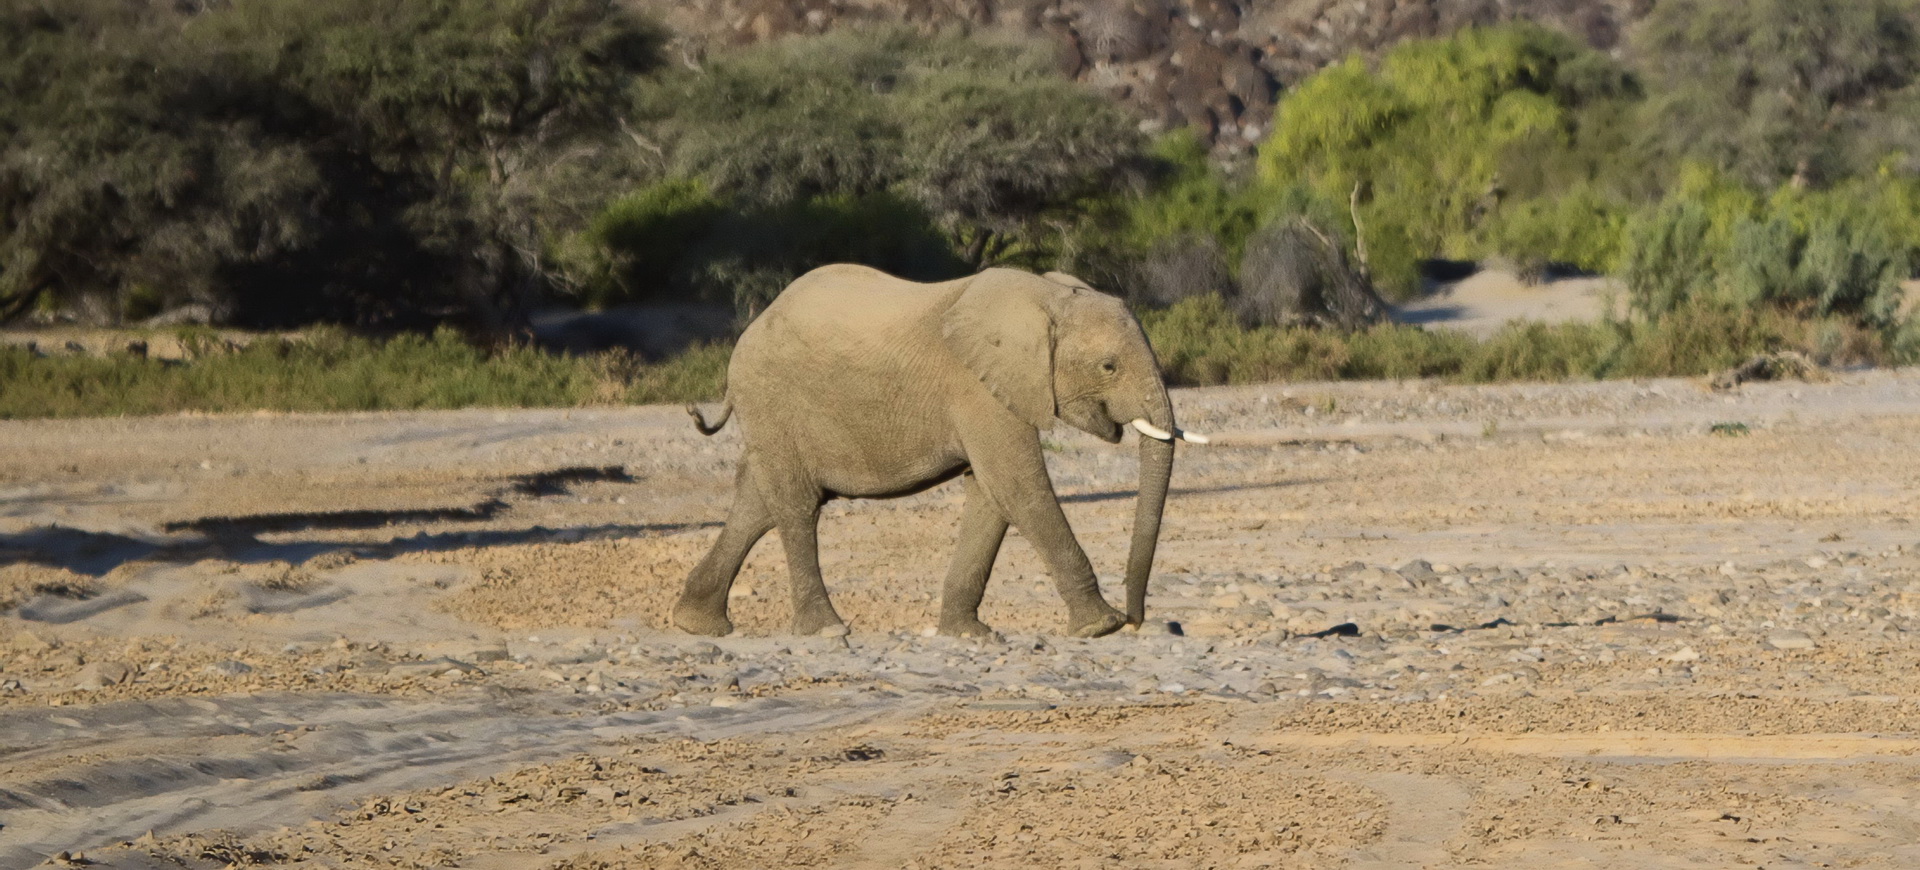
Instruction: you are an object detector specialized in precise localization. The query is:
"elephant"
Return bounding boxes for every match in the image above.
[671,264,1206,640]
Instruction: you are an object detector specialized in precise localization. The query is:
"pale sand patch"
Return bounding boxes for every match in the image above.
[1397,269,1625,338]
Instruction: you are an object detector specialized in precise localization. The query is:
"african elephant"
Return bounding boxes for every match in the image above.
[671,264,1205,639]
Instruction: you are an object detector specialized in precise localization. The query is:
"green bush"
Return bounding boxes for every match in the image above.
[1632,0,1920,188]
[558,187,966,314]
[640,26,1143,268]
[1478,186,1632,276]
[0,330,725,418]
[1140,294,1892,387]
[1621,198,1721,316]
[1258,24,1635,295]
[0,0,665,330]
[554,180,727,309]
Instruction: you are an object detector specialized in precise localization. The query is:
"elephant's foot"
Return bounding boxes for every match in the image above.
[1066,603,1127,639]
[671,599,734,637]
[792,603,848,638]
[938,615,1003,642]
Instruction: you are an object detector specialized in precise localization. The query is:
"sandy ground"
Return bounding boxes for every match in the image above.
[8,369,1920,867]
[1395,272,1626,338]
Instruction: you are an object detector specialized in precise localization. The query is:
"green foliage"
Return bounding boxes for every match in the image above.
[1621,199,1721,317]
[0,0,664,329]
[1633,0,1920,187]
[1622,170,1913,325]
[0,330,725,419]
[1259,23,1635,295]
[639,27,1142,266]
[556,185,964,314]
[555,180,727,309]
[1096,131,1266,254]
[1477,186,1632,276]
[1728,204,1910,325]
[1140,294,1890,386]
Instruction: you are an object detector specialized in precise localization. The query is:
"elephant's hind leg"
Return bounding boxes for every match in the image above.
[672,478,775,636]
[939,474,1008,639]
[778,508,849,637]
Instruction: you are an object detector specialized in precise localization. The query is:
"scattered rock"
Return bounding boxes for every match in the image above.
[467,644,512,663]
[683,642,733,664]
[1397,560,1438,587]
[204,660,255,677]
[387,657,482,678]
[75,661,134,690]
[1764,630,1817,651]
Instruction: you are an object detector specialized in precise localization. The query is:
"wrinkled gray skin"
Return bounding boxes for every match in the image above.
[672,264,1181,639]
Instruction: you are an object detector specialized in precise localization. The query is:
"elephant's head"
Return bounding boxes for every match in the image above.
[942,269,1206,627]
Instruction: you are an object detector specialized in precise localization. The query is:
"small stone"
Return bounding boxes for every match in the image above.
[1665,646,1701,662]
[1765,630,1817,651]
[14,631,57,652]
[205,660,254,676]
[468,645,511,663]
[1397,560,1438,587]
[387,657,480,678]
[75,661,133,690]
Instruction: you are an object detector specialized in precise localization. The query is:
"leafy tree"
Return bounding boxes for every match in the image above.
[557,180,965,316]
[1258,23,1640,295]
[1632,0,1920,188]
[638,27,1144,267]
[0,0,664,330]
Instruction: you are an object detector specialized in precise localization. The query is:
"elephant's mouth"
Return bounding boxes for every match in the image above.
[1091,403,1124,444]
[1062,401,1125,444]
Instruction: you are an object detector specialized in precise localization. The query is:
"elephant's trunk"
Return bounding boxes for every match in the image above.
[1122,392,1176,627]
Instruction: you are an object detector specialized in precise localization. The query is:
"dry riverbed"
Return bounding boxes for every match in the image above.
[6,370,1920,868]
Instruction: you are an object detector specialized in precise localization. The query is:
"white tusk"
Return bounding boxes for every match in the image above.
[1178,429,1210,445]
[1130,418,1174,441]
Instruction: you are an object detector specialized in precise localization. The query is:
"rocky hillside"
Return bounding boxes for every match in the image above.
[637,0,1652,151]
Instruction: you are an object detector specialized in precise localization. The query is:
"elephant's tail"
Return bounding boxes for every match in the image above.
[686,400,732,436]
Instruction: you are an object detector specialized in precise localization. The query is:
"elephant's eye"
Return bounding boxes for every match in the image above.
[1100,360,1117,374]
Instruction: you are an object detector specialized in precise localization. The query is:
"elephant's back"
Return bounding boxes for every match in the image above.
[756,265,954,328]
[733,265,959,371]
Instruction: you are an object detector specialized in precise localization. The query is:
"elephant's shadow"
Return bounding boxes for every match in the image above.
[0,465,718,579]
[0,517,721,580]
[1056,477,1328,505]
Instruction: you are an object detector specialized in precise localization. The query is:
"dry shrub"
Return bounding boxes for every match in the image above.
[1235,219,1390,330]
[1128,234,1234,308]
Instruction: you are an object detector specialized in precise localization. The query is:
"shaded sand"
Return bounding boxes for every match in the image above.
[8,370,1920,867]
[1397,270,1624,338]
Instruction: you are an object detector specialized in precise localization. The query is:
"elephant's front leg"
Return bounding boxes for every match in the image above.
[969,432,1126,639]
[939,473,1008,639]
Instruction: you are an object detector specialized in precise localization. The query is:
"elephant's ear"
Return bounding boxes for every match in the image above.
[941,274,1057,430]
